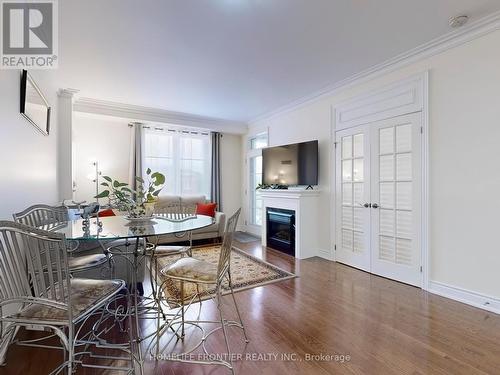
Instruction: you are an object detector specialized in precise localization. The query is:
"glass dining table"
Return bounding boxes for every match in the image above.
[49,213,215,374]
[52,214,214,242]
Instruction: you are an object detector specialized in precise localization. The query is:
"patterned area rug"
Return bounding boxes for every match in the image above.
[152,245,296,304]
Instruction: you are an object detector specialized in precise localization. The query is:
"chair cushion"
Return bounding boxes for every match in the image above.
[69,253,107,271]
[146,245,190,256]
[196,202,217,217]
[161,257,217,283]
[11,278,124,323]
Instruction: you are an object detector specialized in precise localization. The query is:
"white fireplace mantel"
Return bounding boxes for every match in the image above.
[258,189,320,259]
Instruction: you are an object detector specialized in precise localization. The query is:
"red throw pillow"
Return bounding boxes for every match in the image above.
[98,208,116,217]
[196,202,217,217]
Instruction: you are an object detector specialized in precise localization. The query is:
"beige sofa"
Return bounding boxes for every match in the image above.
[154,195,225,244]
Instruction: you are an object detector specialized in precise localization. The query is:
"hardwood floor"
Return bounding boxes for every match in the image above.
[2,240,500,374]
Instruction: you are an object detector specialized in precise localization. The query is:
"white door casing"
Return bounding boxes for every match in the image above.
[246,149,263,237]
[332,73,428,288]
[335,114,422,286]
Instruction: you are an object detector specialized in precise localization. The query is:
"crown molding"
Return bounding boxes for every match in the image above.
[249,10,500,125]
[73,97,248,134]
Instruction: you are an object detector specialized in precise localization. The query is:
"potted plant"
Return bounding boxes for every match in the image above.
[95,168,165,219]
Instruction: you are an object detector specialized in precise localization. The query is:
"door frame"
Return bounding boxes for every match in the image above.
[244,130,269,237]
[246,148,263,237]
[330,72,430,290]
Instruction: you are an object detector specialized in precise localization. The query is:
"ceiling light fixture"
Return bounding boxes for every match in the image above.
[449,15,469,28]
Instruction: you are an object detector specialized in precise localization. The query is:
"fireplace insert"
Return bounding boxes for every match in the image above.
[266,208,295,256]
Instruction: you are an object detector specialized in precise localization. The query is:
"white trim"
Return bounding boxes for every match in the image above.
[259,189,321,259]
[317,248,334,261]
[331,72,429,289]
[246,149,262,227]
[421,72,430,291]
[334,75,424,130]
[247,125,270,139]
[245,224,261,237]
[249,11,500,125]
[329,104,336,261]
[245,131,269,229]
[74,97,248,134]
[57,88,80,99]
[429,281,500,315]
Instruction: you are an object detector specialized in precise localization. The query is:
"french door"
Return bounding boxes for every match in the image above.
[335,126,371,272]
[335,113,422,286]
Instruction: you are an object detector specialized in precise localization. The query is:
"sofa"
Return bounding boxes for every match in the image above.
[154,195,225,244]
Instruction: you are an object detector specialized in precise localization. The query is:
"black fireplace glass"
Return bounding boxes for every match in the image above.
[266,208,295,256]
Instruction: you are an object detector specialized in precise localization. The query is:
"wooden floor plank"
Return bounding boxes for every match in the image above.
[1,240,500,374]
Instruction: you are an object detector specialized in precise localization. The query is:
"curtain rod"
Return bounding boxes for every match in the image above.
[129,122,214,136]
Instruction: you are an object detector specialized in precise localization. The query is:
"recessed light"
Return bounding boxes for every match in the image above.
[449,15,469,28]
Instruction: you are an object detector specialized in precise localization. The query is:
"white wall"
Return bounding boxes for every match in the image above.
[248,30,500,299]
[220,133,243,220]
[0,70,59,219]
[73,112,243,218]
[73,113,132,203]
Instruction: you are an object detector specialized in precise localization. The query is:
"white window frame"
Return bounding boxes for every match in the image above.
[142,124,212,199]
[246,132,268,236]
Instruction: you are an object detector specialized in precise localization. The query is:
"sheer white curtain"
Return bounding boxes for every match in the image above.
[142,126,211,198]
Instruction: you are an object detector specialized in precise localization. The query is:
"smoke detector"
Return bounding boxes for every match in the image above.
[449,15,469,28]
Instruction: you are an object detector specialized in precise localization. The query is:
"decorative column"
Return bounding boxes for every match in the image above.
[57,88,79,203]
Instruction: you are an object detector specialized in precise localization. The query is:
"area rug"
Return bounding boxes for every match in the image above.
[152,245,296,304]
[234,231,260,243]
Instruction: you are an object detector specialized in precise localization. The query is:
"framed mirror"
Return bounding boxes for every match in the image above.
[20,70,51,136]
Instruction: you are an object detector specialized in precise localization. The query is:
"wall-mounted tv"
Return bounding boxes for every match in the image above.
[262,140,318,186]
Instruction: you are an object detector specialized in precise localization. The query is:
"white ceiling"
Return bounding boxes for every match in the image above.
[58,0,500,123]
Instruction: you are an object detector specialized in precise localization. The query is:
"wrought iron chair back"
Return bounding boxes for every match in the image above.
[0,221,71,320]
[216,208,240,282]
[13,204,69,231]
[0,222,135,373]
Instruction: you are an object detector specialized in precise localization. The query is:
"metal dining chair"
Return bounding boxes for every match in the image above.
[142,204,194,327]
[153,208,248,374]
[13,204,108,274]
[0,221,133,373]
[152,201,195,257]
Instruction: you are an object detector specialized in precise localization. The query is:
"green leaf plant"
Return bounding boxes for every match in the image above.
[95,169,165,215]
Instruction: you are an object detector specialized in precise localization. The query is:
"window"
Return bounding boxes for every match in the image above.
[250,133,268,150]
[143,126,211,198]
[248,133,268,226]
[250,155,263,225]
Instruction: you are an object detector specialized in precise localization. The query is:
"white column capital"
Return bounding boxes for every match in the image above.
[57,88,80,100]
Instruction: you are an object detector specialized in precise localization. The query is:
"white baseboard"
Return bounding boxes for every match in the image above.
[317,248,333,261]
[243,225,261,237]
[236,224,247,233]
[429,281,500,315]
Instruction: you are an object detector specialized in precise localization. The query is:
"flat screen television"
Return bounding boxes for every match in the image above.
[262,140,318,186]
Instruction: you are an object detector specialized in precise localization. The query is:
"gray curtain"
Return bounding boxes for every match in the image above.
[211,132,222,210]
[129,122,143,191]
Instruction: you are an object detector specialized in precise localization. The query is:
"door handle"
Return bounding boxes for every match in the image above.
[372,203,379,209]
[358,203,371,208]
